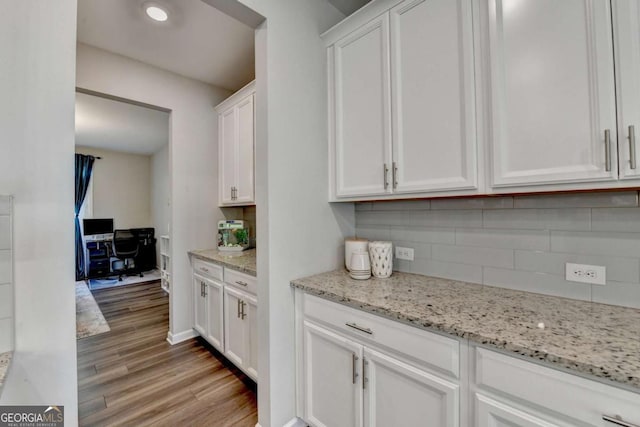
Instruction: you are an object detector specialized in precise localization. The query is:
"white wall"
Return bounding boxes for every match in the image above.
[75,146,152,229]
[151,144,170,266]
[0,0,78,423]
[220,1,355,425]
[76,43,232,341]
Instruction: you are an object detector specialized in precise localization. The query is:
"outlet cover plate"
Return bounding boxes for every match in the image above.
[565,263,606,285]
[395,246,414,261]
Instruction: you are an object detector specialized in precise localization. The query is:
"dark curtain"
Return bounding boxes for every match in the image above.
[75,154,95,280]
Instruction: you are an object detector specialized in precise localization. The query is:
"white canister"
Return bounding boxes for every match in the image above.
[369,241,393,278]
[345,237,369,271]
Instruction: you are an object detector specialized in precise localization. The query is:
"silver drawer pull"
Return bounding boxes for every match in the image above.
[603,415,640,427]
[201,267,209,272]
[629,125,637,170]
[605,129,612,172]
[346,322,373,335]
[352,353,359,384]
[235,280,248,287]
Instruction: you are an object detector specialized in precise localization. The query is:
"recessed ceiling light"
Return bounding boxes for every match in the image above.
[145,5,168,22]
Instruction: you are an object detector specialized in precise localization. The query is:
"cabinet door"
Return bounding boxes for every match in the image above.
[224,286,247,368]
[205,278,224,352]
[390,0,477,193]
[244,294,258,381]
[235,94,255,204]
[475,394,565,427]
[485,0,618,187]
[363,348,459,427]
[193,274,207,335]
[614,0,640,180]
[333,13,393,198]
[303,321,363,427]
[219,107,237,204]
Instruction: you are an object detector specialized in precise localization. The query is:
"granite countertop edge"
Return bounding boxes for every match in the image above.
[291,273,640,391]
[0,351,13,396]
[189,249,257,277]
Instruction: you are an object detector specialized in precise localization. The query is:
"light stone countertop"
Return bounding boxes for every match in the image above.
[291,269,640,390]
[0,351,13,394]
[189,248,256,277]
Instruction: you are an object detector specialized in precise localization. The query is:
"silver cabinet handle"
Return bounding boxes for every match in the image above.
[241,301,247,319]
[629,125,637,170]
[235,280,248,287]
[383,163,389,189]
[392,162,398,189]
[201,267,209,273]
[346,322,373,335]
[362,357,368,389]
[605,129,612,172]
[201,282,205,297]
[352,353,359,384]
[603,415,640,427]
[237,299,241,318]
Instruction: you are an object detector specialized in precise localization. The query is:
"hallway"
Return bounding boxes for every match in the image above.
[77,281,258,426]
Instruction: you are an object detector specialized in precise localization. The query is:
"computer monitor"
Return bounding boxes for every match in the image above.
[83,218,114,236]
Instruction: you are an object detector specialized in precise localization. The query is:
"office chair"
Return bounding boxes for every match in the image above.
[112,229,143,281]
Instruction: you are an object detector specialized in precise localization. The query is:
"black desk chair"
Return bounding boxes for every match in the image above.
[112,229,143,281]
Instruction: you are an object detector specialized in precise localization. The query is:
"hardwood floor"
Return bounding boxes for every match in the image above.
[77,281,258,426]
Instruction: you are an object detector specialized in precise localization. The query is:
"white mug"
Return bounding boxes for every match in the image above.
[350,251,371,272]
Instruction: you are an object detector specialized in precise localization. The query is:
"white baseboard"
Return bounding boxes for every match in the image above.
[254,417,305,427]
[283,417,307,427]
[166,329,198,345]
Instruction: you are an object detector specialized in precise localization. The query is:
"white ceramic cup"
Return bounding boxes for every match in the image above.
[350,251,371,272]
[345,238,369,271]
[369,241,393,278]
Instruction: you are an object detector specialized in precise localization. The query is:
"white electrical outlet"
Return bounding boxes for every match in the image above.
[395,246,414,261]
[565,263,606,285]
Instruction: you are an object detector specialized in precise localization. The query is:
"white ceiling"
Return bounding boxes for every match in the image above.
[75,92,170,155]
[77,0,255,91]
[328,0,372,16]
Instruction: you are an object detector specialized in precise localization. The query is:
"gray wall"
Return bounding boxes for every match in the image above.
[355,191,640,309]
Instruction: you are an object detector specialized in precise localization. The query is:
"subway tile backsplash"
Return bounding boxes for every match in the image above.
[0,196,12,353]
[355,191,640,309]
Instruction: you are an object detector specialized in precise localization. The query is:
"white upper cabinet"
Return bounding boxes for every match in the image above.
[216,81,255,206]
[484,0,618,187]
[613,0,640,180]
[333,14,392,198]
[390,0,477,194]
[328,0,479,200]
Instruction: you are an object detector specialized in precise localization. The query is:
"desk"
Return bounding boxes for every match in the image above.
[84,229,157,280]
[85,236,113,279]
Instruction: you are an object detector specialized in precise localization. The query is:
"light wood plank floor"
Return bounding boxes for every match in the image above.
[77,281,258,426]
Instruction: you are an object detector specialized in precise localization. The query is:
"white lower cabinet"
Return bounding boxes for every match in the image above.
[298,293,461,427]
[191,258,257,382]
[193,274,208,337]
[193,273,224,353]
[364,348,459,427]
[475,394,563,427]
[303,321,364,427]
[295,290,640,427]
[205,278,224,351]
[473,347,640,427]
[223,283,258,382]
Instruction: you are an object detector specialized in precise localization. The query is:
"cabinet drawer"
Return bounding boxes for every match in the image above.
[303,294,459,379]
[224,268,256,296]
[192,258,223,281]
[475,347,640,426]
